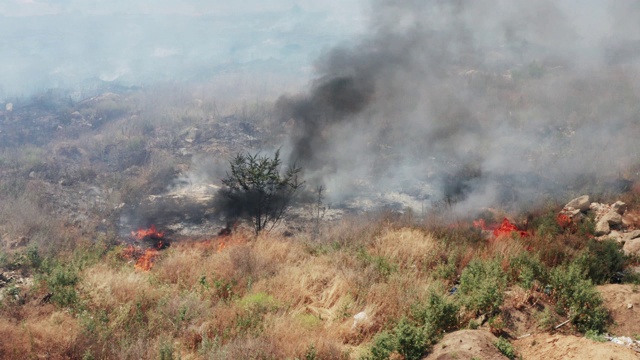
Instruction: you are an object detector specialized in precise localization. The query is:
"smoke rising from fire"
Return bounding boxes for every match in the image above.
[278,0,640,212]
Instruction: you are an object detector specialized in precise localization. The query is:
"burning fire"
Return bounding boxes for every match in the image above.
[123,225,168,271]
[474,218,529,239]
[131,224,165,240]
[134,249,159,271]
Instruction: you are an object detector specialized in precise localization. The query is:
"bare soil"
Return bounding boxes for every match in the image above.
[424,330,509,360]
[598,284,640,337]
[514,333,639,360]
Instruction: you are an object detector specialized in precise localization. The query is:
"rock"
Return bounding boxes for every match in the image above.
[628,303,633,309]
[603,211,623,226]
[623,238,640,256]
[564,208,581,217]
[613,201,628,215]
[595,219,611,236]
[5,103,12,112]
[622,230,640,243]
[565,195,590,212]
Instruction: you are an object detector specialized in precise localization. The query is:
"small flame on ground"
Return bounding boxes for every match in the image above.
[556,213,572,229]
[134,249,159,271]
[131,224,165,240]
[474,218,529,238]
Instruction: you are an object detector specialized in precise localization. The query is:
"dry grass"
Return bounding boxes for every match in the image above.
[0,205,627,359]
[0,307,80,359]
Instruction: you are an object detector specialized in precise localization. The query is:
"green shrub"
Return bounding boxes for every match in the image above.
[411,291,459,333]
[362,317,436,360]
[510,252,548,289]
[576,239,626,285]
[549,262,609,333]
[459,258,507,316]
[365,331,395,360]
[494,337,516,359]
[394,318,433,360]
[536,307,559,331]
[41,263,80,308]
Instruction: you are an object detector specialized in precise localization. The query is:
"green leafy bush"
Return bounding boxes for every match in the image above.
[394,318,433,360]
[411,291,459,333]
[459,258,507,316]
[365,331,395,360]
[494,337,516,359]
[510,252,548,289]
[362,317,436,360]
[42,264,80,308]
[576,239,626,285]
[549,262,609,333]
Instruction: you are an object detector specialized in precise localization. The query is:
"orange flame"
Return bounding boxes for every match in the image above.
[556,213,572,228]
[131,224,165,240]
[134,249,159,271]
[474,218,529,238]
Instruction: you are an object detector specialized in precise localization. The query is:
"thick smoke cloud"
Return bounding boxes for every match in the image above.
[279,0,640,212]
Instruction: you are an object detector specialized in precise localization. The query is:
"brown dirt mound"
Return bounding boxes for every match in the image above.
[424,330,509,360]
[598,284,640,337]
[514,333,639,360]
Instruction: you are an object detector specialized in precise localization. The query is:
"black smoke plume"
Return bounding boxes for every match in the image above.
[277,0,640,211]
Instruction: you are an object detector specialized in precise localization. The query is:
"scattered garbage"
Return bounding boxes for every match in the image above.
[605,335,640,352]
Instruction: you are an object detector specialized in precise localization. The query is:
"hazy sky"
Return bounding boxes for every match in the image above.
[0,1,366,96]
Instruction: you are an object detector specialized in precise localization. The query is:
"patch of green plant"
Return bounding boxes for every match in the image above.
[575,239,626,285]
[458,257,507,316]
[361,317,437,360]
[432,251,459,284]
[549,262,609,333]
[237,292,280,313]
[38,262,80,308]
[411,291,459,333]
[357,248,397,280]
[394,317,434,360]
[585,330,607,342]
[536,307,559,331]
[510,252,548,289]
[362,331,395,360]
[494,337,516,359]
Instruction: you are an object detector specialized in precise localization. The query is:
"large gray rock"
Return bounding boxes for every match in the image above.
[624,238,640,256]
[565,195,590,212]
[602,210,623,225]
[595,210,624,236]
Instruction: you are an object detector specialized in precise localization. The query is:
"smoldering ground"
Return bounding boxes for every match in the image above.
[275,0,640,213]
